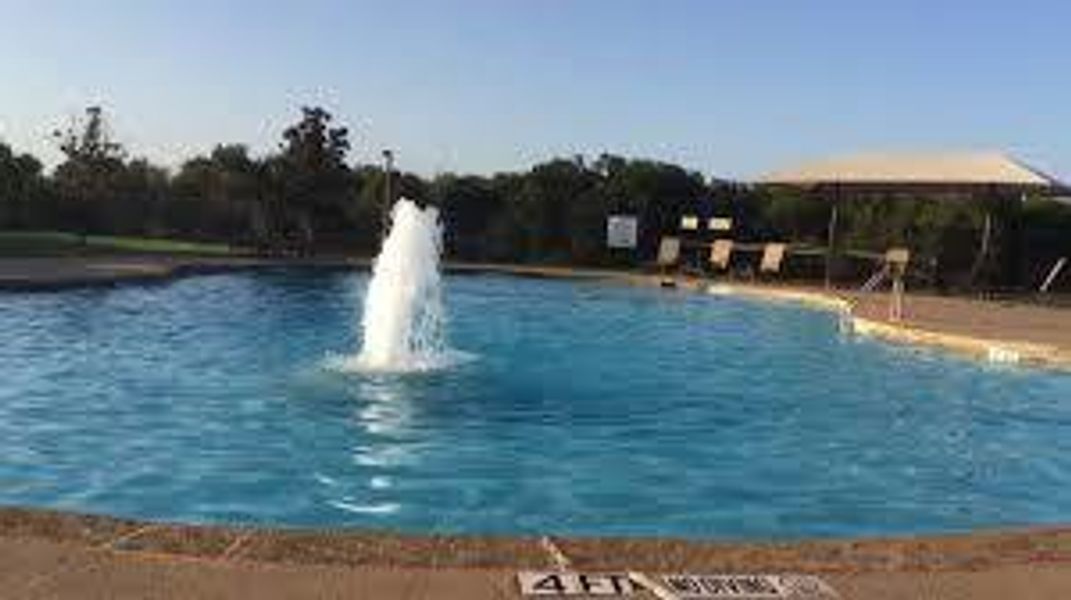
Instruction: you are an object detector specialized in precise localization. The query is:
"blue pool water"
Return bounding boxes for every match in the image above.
[2,270,1070,539]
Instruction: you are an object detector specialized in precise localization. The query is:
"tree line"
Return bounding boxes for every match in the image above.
[1,105,1069,290]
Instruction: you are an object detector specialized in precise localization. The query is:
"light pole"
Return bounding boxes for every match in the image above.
[381,149,394,241]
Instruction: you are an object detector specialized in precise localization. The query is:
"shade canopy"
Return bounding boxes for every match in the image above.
[759,152,1063,189]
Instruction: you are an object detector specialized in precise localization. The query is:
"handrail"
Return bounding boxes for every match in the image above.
[842,264,889,319]
[858,265,889,295]
[1040,257,1067,293]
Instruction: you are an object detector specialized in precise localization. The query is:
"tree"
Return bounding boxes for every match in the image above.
[111,158,169,235]
[1022,197,1071,291]
[515,157,599,262]
[0,142,47,229]
[171,144,260,242]
[267,106,353,253]
[433,174,506,260]
[52,106,126,239]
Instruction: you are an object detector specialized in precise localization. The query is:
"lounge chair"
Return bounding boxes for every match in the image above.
[709,239,734,272]
[657,236,681,267]
[656,236,681,286]
[759,243,787,276]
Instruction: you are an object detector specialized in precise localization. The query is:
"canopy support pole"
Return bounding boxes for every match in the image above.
[824,184,840,289]
[969,210,993,290]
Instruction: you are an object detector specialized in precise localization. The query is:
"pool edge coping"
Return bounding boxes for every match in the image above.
[3,506,1071,573]
[703,282,1071,372]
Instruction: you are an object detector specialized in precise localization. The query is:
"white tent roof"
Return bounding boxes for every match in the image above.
[759,152,1061,187]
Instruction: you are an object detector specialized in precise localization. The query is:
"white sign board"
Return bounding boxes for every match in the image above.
[606,215,638,249]
[518,572,635,596]
[709,217,733,232]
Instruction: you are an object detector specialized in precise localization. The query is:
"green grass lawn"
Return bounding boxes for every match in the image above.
[0,231,235,257]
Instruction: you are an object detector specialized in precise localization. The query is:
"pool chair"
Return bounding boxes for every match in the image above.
[657,236,681,286]
[709,239,734,273]
[657,236,681,266]
[759,243,787,277]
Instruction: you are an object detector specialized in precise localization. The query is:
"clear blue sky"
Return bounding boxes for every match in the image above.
[1,1,1068,180]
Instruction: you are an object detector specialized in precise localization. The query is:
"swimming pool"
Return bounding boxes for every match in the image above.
[1,270,1069,539]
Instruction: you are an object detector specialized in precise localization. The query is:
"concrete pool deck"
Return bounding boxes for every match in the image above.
[3,508,1071,599]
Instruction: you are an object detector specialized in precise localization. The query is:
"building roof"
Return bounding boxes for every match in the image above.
[759,152,1063,188]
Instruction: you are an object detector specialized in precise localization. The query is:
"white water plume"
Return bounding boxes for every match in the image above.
[334,198,460,373]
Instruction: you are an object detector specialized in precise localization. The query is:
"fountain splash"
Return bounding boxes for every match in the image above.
[335,198,460,373]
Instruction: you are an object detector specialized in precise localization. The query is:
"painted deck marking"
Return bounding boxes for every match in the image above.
[518,572,635,596]
[657,573,839,599]
[661,574,785,598]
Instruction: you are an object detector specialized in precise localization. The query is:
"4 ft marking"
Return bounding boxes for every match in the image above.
[517,572,636,596]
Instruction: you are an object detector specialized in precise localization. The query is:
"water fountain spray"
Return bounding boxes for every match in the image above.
[347,198,450,372]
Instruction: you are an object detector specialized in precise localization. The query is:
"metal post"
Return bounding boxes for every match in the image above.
[969,210,993,289]
[381,149,394,241]
[890,275,904,321]
[825,185,840,289]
